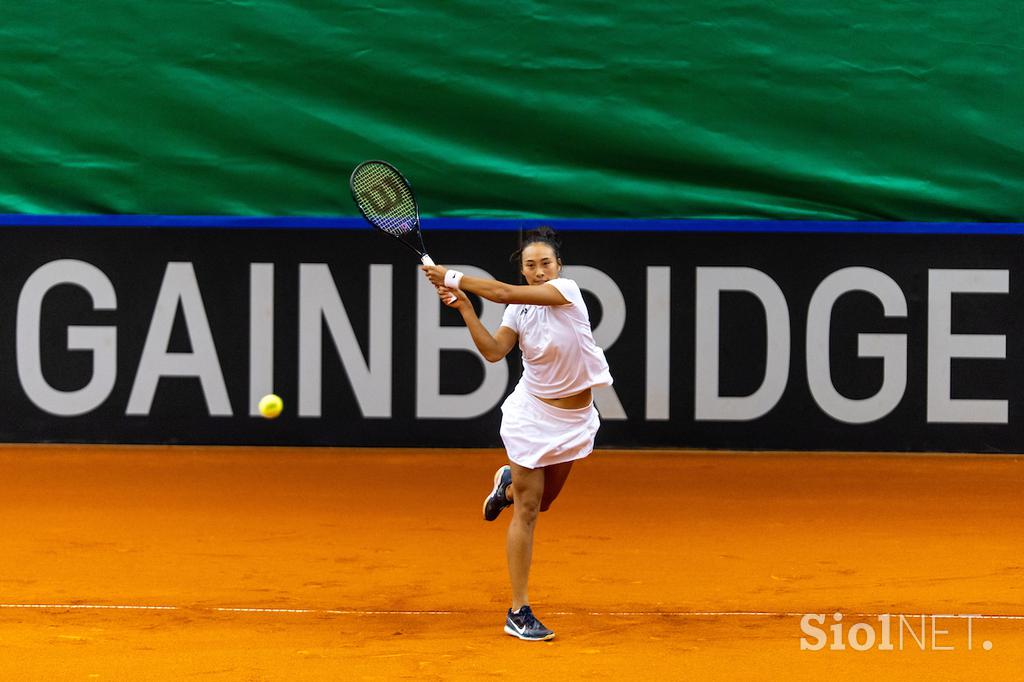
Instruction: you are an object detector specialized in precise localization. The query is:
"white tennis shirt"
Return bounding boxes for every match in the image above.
[499,277,613,399]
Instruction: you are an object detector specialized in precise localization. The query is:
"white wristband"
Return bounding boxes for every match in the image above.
[444,269,464,290]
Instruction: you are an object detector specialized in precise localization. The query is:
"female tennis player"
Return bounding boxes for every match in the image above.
[422,227,612,642]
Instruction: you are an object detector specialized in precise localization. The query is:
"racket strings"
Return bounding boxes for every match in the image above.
[351,164,418,236]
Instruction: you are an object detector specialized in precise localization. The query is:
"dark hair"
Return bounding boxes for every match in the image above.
[509,225,563,271]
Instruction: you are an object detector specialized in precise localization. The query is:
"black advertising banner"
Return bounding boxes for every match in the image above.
[1,224,1022,453]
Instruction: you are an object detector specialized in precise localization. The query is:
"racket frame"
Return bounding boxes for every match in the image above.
[349,159,452,298]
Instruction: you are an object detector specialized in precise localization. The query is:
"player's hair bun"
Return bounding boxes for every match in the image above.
[510,225,563,269]
[523,225,562,249]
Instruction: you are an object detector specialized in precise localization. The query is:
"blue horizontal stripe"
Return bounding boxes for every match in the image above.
[0,214,1023,234]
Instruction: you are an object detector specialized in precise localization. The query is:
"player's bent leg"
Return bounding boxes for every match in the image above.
[539,460,574,512]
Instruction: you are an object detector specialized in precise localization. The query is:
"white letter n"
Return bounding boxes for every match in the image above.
[298,264,392,418]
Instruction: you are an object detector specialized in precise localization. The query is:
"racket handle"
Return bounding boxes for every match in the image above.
[421,254,457,303]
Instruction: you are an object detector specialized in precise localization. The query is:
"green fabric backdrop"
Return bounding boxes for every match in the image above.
[0,1,1020,221]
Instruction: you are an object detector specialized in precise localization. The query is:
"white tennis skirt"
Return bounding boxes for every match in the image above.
[499,382,601,469]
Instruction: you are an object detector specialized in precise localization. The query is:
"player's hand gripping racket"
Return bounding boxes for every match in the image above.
[349,160,456,302]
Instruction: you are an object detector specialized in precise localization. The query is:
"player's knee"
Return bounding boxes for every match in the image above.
[515,494,541,519]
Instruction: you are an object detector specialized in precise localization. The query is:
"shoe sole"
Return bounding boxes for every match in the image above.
[482,466,510,521]
[504,625,555,641]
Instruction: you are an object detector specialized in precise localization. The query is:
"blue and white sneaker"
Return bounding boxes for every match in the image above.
[483,465,513,521]
[504,605,555,641]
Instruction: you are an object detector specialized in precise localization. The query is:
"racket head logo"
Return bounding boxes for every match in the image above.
[350,160,419,236]
[364,175,405,214]
[350,159,434,259]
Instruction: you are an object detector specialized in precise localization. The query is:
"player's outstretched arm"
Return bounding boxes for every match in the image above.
[437,287,518,363]
[422,266,568,306]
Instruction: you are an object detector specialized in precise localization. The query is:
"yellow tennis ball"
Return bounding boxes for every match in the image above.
[258,393,283,419]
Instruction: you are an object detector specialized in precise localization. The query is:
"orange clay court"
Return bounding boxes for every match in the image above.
[0,444,1022,680]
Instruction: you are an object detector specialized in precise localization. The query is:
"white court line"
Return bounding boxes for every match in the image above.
[3,604,1024,620]
[0,604,177,611]
[212,608,458,615]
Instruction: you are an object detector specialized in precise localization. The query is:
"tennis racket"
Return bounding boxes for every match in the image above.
[349,160,455,302]
[349,160,439,264]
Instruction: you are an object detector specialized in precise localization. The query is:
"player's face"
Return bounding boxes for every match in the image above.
[520,243,561,285]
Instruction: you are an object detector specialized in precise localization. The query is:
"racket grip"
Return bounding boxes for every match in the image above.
[421,254,457,303]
